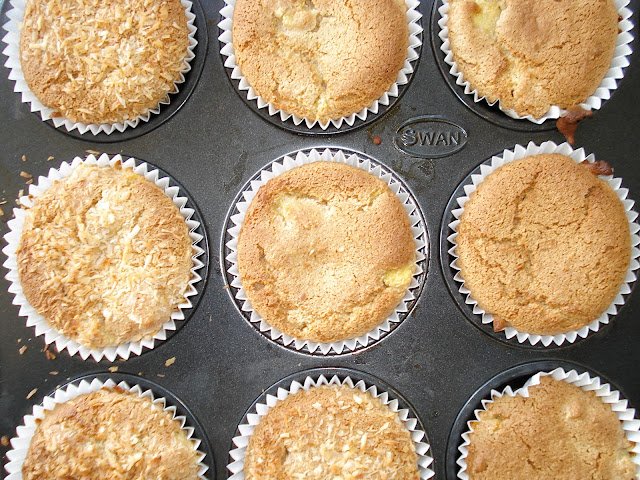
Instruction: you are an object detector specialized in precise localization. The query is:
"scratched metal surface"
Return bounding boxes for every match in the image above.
[1,0,639,479]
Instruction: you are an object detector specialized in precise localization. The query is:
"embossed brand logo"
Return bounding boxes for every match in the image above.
[394,116,468,158]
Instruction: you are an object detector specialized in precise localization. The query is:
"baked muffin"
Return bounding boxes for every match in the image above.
[22,388,200,480]
[244,384,420,480]
[19,0,190,124]
[446,0,619,118]
[232,0,409,124]
[465,375,636,479]
[236,161,416,343]
[456,153,630,335]
[16,163,193,349]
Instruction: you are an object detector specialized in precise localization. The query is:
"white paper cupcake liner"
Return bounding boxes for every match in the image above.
[447,140,640,346]
[228,374,435,479]
[457,367,640,479]
[1,0,198,135]
[2,154,205,361]
[437,0,634,123]
[4,377,210,479]
[225,148,428,355]
[218,0,422,130]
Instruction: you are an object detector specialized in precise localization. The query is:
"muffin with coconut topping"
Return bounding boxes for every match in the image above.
[16,162,193,349]
[19,0,190,124]
[22,388,200,479]
[244,384,420,480]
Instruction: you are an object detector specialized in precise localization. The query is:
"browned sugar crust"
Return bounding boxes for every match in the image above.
[244,384,419,480]
[447,0,618,118]
[19,0,189,125]
[232,0,409,123]
[456,154,630,335]
[466,376,636,480]
[22,389,200,480]
[236,161,417,343]
[17,164,193,349]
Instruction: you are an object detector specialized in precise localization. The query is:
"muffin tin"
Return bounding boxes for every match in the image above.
[1,0,638,479]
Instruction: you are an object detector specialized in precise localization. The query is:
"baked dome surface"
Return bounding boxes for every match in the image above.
[237,161,416,343]
[456,153,630,335]
[19,0,190,124]
[22,388,200,480]
[232,0,409,123]
[17,163,193,349]
[447,0,618,118]
[244,384,419,480]
[466,376,636,480]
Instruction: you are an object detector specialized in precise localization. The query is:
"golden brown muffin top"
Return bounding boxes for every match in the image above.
[466,376,636,480]
[232,0,409,123]
[245,384,419,480]
[20,0,189,124]
[456,154,630,335]
[236,161,416,343]
[447,0,618,118]
[17,163,192,349]
[22,388,200,480]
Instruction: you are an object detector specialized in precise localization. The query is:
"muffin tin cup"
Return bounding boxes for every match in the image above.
[436,0,634,124]
[223,147,428,355]
[456,367,640,479]
[1,0,198,135]
[217,0,423,132]
[1,153,206,361]
[227,368,435,479]
[447,140,640,347]
[4,376,211,479]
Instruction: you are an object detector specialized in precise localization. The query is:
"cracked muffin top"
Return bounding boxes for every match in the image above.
[19,0,190,125]
[232,0,409,124]
[244,384,420,480]
[236,161,416,344]
[455,153,630,335]
[465,376,636,479]
[446,0,618,118]
[22,388,200,480]
[16,163,193,349]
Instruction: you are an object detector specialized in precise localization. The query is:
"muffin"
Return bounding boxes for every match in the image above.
[231,0,409,124]
[22,388,200,479]
[236,161,417,344]
[455,153,630,336]
[244,384,420,480]
[465,375,636,479]
[19,0,190,125]
[16,162,193,349]
[446,0,619,118]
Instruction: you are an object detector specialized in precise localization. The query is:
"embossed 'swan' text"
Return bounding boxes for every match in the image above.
[394,116,468,158]
[400,129,463,148]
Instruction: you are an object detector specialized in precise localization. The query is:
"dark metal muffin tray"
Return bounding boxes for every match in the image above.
[1,0,639,478]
